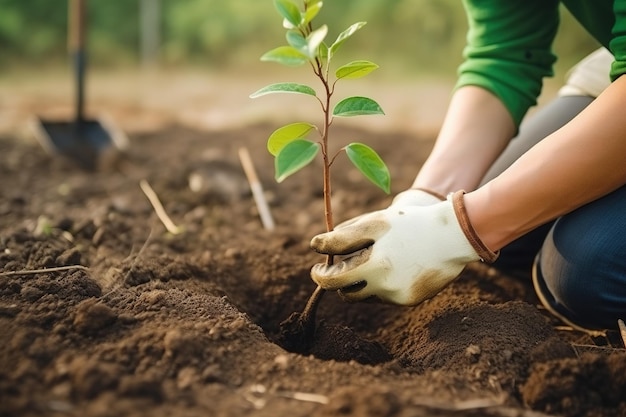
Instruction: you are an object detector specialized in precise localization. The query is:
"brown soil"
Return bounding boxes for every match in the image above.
[1,118,626,416]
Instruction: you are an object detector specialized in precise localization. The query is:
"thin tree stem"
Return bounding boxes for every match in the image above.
[320,70,334,236]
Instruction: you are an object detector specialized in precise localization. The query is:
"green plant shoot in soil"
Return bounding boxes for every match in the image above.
[250,0,390,352]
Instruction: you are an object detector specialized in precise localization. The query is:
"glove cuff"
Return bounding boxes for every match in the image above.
[450,190,499,263]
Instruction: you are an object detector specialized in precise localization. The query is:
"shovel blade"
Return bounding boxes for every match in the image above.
[34,118,124,170]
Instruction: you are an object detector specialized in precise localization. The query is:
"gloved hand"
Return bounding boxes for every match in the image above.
[310,191,498,305]
[389,187,444,207]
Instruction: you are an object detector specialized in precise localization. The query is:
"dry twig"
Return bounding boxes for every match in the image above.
[238,147,275,231]
[99,229,154,301]
[139,179,181,235]
[0,265,89,277]
[618,319,626,348]
[553,325,607,338]
[276,391,329,404]
[571,343,624,357]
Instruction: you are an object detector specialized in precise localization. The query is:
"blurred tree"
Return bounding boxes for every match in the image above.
[0,0,600,76]
[140,0,160,68]
[0,0,67,67]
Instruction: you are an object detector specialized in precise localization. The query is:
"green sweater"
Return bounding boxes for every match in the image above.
[456,0,626,127]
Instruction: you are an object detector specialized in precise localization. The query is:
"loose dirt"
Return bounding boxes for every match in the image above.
[1,74,625,416]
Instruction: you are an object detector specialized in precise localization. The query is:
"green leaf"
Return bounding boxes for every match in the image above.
[267,122,317,156]
[260,46,309,66]
[336,60,379,79]
[329,22,367,57]
[285,26,326,59]
[306,25,327,59]
[286,30,307,52]
[303,2,323,25]
[274,0,302,28]
[275,139,320,182]
[345,143,390,193]
[318,42,329,61]
[333,96,384,117]
[250,82,316,98]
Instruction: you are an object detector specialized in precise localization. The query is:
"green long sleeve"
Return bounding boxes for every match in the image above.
[457,0,626,128]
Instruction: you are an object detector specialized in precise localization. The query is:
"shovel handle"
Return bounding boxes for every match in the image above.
[68,0,85,52]
[68,0,86,122]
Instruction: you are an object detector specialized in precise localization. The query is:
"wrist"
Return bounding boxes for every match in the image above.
[450,191,499,263]
[462,189,517,252]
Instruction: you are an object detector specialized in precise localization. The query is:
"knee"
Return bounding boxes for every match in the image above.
[536,219,626,330]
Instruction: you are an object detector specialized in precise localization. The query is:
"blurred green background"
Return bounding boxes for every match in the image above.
[0,0,600,79]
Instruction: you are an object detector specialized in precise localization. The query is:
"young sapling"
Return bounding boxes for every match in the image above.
[251,0,390,352]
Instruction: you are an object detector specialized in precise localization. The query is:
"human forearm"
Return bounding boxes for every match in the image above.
[412,86,515,196]
[466,75,626,250]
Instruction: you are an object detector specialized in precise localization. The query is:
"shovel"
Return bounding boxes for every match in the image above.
[33,0,126,170]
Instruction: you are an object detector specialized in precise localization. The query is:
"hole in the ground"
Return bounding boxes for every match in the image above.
[271,304,392,365]
[299,319,392,364]
[213,243,393,365]
[232,281,393,365]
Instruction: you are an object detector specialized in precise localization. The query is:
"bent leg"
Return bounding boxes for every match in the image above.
[533,185,626,331]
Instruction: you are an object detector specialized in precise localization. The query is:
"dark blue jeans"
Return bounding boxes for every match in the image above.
[481,95,626,331]
[533,186,626,330]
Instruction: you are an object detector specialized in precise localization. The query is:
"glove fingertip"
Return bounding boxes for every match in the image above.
[311,234,376,256]
[310,234,327,253]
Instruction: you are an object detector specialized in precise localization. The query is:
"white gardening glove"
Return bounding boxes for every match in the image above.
[389,188,445,207]
[310,191,498,305]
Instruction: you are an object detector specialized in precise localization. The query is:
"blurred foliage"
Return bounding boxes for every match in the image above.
[0,0,600,76]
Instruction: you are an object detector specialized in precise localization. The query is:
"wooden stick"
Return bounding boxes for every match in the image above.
[276,391,329,404]
[0,265,89,277]
[139,179,181,235]
[238,147,275,231]
[618,319,626,348]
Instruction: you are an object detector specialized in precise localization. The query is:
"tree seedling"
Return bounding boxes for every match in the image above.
[250,0,390,352]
